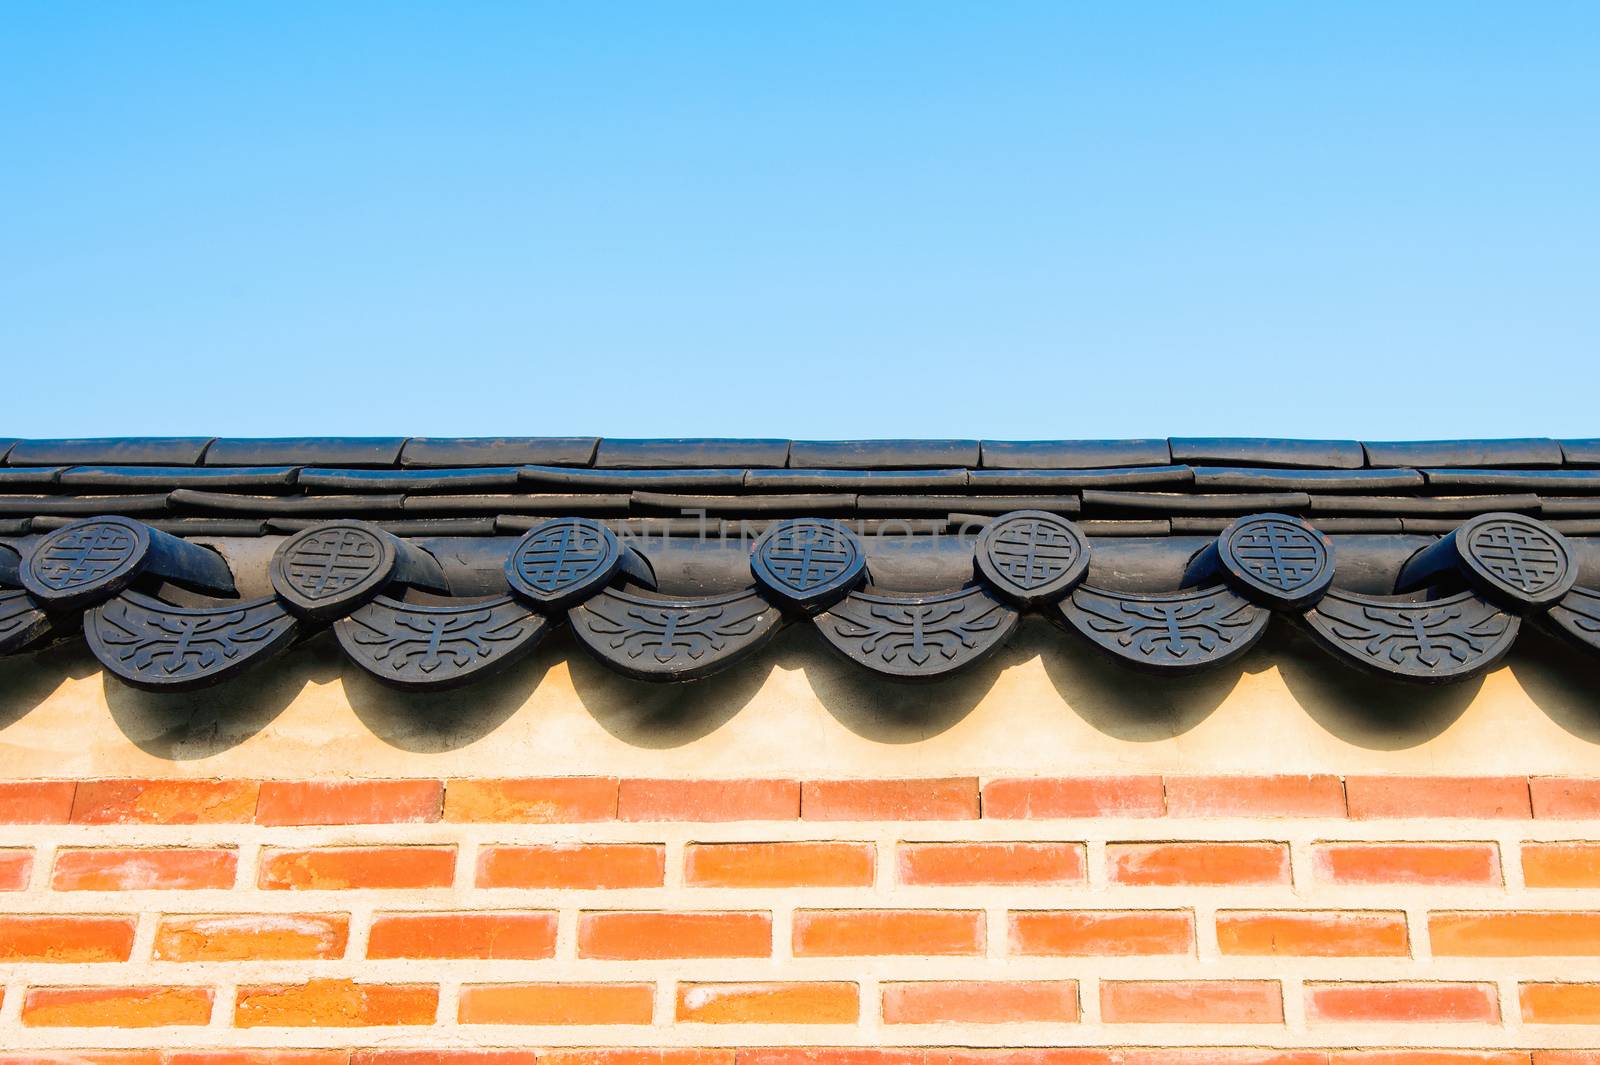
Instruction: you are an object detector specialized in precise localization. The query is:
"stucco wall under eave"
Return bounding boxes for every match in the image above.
[1,619,1596,780]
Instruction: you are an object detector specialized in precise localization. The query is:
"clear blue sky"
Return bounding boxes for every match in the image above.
[2,3,1596,441]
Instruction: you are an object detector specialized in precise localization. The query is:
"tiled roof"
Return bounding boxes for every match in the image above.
[2,437,1599,690]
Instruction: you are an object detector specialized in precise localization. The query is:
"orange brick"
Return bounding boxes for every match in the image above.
[1523,842,1600,887]
[444,777,617,822]
[1307,981,1499,1022]
[803,778,977,820]
[52,847,236,890]
[154,913,349,961]
[1531,777,1600,818]
[579,911,771,958]
[1313,842,1501,886]
[982,776,1164,818]
[677,982,859,1023]
[352,1049,537,1055]
[22,985,212,1027]
[898,842,1083,885]
[71,779,257,824]
[368,912,557,959]
[1522,982,1600,1023]
[458,982,652,1025]
[235,979,437,1027]
[1164,774,1345,817]
[1431,911,1600,955]
[0,781,75,823]
[737,1052,927,1065]
[882,981,1079,1023]
[1108,841,1289,886]
[0,914,136,962]
[792,909,984,956]
[619,779,799,821]
[1100,979,1282,1023]
[0,1055,163,1065]
[1009,910,1194,956]
[1534,1056,1600,1065]
[1331,1056,1530,1065]
[1217,910,1409,956]
[170,1049,352,1055]
[1345,776,1531,819]
[687,842,874,887]
[476,844,664,889]
[259,846,455,890]
[540,1053,732,1065]
[256,780,442,825]
[0,849,31,890]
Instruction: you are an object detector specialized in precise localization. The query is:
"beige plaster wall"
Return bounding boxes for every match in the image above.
[1,620,1596,779]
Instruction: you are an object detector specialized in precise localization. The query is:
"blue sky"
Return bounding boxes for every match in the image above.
[2,3,1596,441]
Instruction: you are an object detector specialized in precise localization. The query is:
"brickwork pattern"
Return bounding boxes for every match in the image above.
[0,775,1597,1062]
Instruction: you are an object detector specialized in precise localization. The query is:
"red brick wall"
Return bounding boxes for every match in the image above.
[0,775,1597,1062]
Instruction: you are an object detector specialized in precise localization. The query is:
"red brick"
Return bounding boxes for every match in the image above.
[0,914,136,962]
[1431,911,1600,955]
[1531,777,1600,818]
[677,982,859,1023]
[0,781,75,823]
[1217,910,1409,956]
[1523,842,1600,887]
[1307,981,1499,1022]
[256,779,442,825]
[1313,842,1501,886]
[477,843,664,889]
[458,982,653,1025]
[259,846,455,890]
[444,777,617,822]
[982,776,1164,818]
[579,911,771,958]
[52,847,236,890]
[0,849,31,890]
[803,778,977,820]
[368,912,557,959]
[619,778,799,821]
[1100,979,1282,1023]
[1345,776,1531,818]
[687,841,873,887]
[155,913,350,961]
[1522,982,1600,1023]
[71,779,257,824]
[898,842,1083,885]
[792,909,985,956]
[1164,774,1345,817]
[1108,841,1289,886]
[882,981,1079,1023]
[22,985,212,1027]
[235,979,437,1026]
[1009,910,1194,956]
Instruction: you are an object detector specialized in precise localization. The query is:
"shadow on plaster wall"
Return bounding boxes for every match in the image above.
[1507,627,1600,744]
[345,636,556,753]
[0,641,100,732]
[103,631,343,760]
[1275,624,1483,750]
[573,628,778,749]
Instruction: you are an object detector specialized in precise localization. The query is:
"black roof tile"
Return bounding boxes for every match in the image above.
[204,437,406,467]
[979,439,1171,469]
[787,439,979,469]
[297,467,522,492]
[401,493,631,514]
[1192,467,1424,491]
[856,495,1081,514]
[1307,493,1542,515]
[0,440,16,463]
[968,465,1194,489]
[1082,489,1311,513]
[0,467,64,487]
[1169,437,1364,469]
[170,490,406,515]
[1420,468,1600,491]
[745,468,970,491]
[631,491,855,513]
[8,438,213,466]
[1363,438,1563,468]
[60,466,301,489]
[401,436,598,468]
[1560,439,1600,466]
[0,494,171,515]
[596,438,790,468]
[520,466,747,490]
